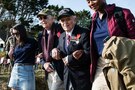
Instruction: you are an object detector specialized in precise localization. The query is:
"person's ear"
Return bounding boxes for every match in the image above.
[72,16,77,23]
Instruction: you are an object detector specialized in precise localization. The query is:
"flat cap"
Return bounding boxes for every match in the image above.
[58,8,75,20]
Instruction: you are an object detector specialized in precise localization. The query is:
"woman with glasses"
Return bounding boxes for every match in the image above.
[8,24,38,90]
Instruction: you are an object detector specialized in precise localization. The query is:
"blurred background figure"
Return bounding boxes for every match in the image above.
[4,28,16,66]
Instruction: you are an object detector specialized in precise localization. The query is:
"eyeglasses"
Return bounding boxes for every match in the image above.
[12,32,19,36]
[39,16,48,20]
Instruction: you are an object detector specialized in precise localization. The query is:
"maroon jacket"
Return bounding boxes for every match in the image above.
[90,4,135,82]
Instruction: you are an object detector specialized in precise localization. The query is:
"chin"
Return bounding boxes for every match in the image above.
[63,28,68,31]
[91,8,97,12]
[90,7,97,11]
[43,26,46,28]
[66,30,72,32]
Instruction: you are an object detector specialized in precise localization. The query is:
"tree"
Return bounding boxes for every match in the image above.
[1,0,48,26]
[0,0,49,41]
[47,5,64,18]
[1,1,92,41]
[75,10,92,29]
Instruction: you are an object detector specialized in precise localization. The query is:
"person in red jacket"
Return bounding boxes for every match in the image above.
[86,0,135,89]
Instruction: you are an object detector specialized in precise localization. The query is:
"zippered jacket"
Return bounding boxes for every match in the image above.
[102,36,135,90]
[90,4,135,82]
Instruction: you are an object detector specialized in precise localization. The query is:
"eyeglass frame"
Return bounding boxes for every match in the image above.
[38,15,48,20]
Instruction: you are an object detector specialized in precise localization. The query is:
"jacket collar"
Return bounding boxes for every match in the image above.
[63,25,79,37]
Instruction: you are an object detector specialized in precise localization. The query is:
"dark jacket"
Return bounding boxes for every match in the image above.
[38,23,64,80]
[58,25,91,90]
[90,4,135,81]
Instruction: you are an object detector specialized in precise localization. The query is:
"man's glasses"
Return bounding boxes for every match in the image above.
[39,16,48,20]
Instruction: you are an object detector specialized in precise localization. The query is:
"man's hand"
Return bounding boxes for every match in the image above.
[62,56,69,66]
[36,53,43,58]
[51,48,61,60]
[72,50,83,60]
[35,53,43,64]
[44,62,54,73]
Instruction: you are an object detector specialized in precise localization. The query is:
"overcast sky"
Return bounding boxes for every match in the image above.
[48,0,135,15]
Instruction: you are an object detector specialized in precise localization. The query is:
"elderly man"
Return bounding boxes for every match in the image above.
[52,8,91,90]
[37,9,64,90]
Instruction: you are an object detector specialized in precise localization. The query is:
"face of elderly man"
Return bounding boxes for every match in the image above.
[39,15,54,30]
[59,15,76,32]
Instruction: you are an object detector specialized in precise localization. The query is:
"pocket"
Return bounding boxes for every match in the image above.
[123,69,135,88]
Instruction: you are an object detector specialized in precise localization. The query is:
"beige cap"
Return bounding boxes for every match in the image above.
[37,9,53,17]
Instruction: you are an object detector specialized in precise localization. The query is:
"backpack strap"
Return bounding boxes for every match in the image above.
[114,7,128,37]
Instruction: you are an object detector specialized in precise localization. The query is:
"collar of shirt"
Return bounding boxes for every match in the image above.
[96,12,107,20]
[65,28,74,36]
[46,30,50,34]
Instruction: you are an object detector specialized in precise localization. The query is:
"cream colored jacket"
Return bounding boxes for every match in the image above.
[102,36,135,90]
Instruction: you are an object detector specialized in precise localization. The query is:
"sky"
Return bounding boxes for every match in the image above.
[48,0,135,15]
